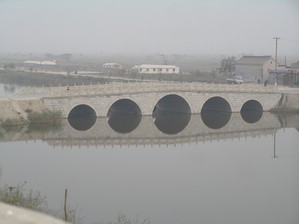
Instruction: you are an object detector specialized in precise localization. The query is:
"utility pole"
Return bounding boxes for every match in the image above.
[273,37,280,71]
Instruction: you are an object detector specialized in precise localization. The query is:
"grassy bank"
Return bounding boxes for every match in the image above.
[0,117,26,127]
[27,110,62,125]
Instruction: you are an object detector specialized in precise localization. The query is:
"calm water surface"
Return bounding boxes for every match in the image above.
[0,83,21,97]
[0,112,299,224]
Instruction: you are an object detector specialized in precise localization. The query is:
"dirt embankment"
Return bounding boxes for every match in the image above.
[0,98,46,121]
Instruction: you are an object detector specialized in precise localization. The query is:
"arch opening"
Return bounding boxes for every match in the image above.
[107,99,142,133]
[152,94,191,134]
[241,100,263,123]
[152,94,191,116]
[68,104,97,131]
[201,96,232,113]
[241,100,263,112]
[107,99,142,117]
[201,97,232,129]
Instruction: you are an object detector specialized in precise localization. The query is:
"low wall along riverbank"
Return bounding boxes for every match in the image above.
[277,93,299,112]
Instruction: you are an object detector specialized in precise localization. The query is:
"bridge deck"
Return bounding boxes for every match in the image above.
[19,82,281,98]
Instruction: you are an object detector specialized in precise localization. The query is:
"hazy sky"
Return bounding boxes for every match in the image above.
[0,0,298,56]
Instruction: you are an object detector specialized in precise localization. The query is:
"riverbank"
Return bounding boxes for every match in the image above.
[279,92,299,112]
[0,68,221,88]
[0,97,62,128]
[0,98,46,120]
[0,69,112,87]
[0,202,67,224]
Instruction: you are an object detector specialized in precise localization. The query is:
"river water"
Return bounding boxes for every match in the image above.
[0,83,21,97]
[0,84,299,224]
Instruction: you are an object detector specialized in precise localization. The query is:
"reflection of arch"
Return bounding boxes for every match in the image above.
[108,114,141,134]
[241,100,263,123]
[68,104,97,131]
[153,111,191,135]
[201,111,231,129]
[152,94,191,116]
[107,99,142,117]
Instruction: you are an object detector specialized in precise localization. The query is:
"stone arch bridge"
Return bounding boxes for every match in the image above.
[23,82,282,118]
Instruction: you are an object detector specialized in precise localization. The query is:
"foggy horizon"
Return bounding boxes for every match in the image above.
[1,0,299,58]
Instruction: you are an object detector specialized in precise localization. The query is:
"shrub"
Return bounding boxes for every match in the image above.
[0,181,47,212]
[27,110,62,125]
[0,118,26,128]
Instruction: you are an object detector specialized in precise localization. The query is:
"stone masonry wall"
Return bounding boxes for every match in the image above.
[43,91,282,118]
[279,93,299,111]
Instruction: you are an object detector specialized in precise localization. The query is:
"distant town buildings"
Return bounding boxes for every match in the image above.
[24,60,56,65]
[268,60,299,85]
[102,63,124,75]
[132,64,180,74]
[235,56,275,82]
[102,63,123,70]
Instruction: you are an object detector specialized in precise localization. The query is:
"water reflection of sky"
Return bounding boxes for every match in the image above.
[0,128,299,224]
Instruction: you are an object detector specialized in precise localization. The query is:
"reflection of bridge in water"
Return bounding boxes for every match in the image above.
[43,112,299,148]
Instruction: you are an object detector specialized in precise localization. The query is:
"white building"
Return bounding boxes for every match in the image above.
[102,63,123,70]
[24,60,56,65]
[235,56,276,82]
[133,64,180,74]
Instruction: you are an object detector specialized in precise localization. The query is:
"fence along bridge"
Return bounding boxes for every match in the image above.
[21,82,282,118]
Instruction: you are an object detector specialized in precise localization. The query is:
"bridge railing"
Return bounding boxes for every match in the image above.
[19,81,279,98]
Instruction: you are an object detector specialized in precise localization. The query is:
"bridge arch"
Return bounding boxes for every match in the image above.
[240,100,263,123]
[152,94,191,115]
[241,99,263,112]
[201,96,232,112]
[68,104,97,118]
[67,104,97,131]
[107,98,142,134]
[107,98,142,117]
[200,96,232,129]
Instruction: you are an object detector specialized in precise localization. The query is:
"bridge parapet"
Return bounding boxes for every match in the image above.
[20,82,279,98]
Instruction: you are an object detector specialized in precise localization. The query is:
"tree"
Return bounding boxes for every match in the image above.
[3,63,15,70]
[61,53,72,60]
[218,56,236,78]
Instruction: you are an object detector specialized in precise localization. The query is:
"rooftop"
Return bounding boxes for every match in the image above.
[291,61,299,69]
[236,56,273,65]
[137,64,179,69]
